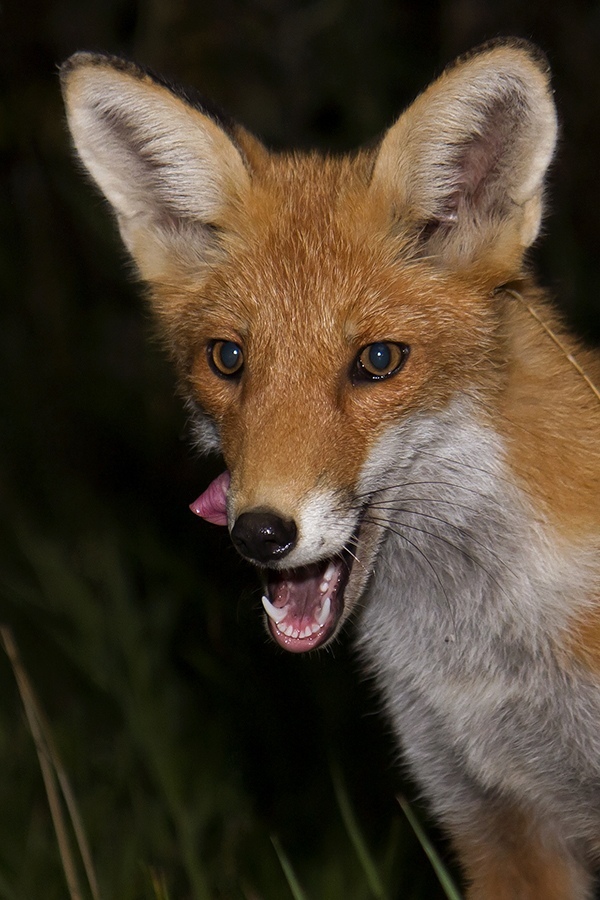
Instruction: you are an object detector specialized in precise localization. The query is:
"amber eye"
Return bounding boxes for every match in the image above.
[208,340,244,378]
[353,341,409,382]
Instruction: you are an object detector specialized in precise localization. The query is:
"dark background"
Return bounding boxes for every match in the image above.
[0,2,598,898]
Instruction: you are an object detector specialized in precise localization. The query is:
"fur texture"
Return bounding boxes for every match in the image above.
[62,40,600,898]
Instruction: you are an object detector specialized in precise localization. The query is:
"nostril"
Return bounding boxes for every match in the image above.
[230,510,297,564]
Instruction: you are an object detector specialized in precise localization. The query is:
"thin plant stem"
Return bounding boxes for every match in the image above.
[0,625,101,900]
[397,796,462,900]
[330,760,389,900]
[270,835,308,900]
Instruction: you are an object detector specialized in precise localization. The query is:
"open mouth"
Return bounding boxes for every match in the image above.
[262,541,356,653]
[190,471,364,653]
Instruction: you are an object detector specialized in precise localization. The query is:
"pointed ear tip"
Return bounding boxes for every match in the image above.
[470,38,553,92]
[59,53,84,89]
[60,52,144,94]
[465,36,549,69]
[60,51,105,76]
[60,52,113,96]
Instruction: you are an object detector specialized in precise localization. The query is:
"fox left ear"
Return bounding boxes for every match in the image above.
[371,40,558,273]
[60,53,253,282]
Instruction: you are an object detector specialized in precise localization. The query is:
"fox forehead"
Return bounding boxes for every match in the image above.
[160,152,496,381]
[187,152,406,332]
[169,156,502,507]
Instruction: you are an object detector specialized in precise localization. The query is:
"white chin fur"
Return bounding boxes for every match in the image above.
[186,400,222,454]
[272,488,359,570]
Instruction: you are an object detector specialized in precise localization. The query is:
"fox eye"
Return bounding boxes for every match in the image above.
[353,341,409,382]
[208,340,244,378]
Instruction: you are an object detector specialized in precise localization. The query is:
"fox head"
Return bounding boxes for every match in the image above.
[61,40,557,652]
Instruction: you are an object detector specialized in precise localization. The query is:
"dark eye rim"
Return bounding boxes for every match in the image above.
[207,339,244,379]
[352,341,410,384]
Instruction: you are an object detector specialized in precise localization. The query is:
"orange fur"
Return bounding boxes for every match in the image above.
[454,804,592,899]
[564,600,600,672]
[61,40,600,899]
[499,297,600,537]
[177,155,502,514]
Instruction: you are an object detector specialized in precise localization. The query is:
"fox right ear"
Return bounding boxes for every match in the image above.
[60,53,251,281]
[371,40,558,275]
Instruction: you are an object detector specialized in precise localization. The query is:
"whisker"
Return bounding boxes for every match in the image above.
[413,446,512,483]
[366,494,495,519]
[362,516,457,641]
[366,503,519,583]
[352,479,495,507]
[364,513,515,612]
[343,545,369,576]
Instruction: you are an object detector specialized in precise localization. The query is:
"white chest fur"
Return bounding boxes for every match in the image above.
[355,404,600,839]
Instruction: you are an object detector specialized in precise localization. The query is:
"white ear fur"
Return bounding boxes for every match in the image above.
[371,41,558,268]
[61,53,250,280]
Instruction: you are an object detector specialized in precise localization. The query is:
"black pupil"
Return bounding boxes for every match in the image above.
[369,342,391,371]
[220,342,241,371]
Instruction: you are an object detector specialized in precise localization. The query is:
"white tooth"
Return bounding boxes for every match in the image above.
[262,595,287,624]
[301,626,312,639]
[324,561,337,582]
[284,624,294,637]
[311,622,321,634]
[316,596,331,627]
[319,562,338,593]
[291,627,300,639]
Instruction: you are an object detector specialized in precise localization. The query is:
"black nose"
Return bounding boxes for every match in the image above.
[230,510,297,564]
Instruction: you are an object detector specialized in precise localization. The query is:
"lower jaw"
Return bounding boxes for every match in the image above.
[263,521,367,654]
[266,615,338,653]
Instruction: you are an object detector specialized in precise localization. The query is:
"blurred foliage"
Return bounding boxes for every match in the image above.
[0,0,598,897]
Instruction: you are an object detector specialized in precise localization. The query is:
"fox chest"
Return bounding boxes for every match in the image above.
[356,528,600,826]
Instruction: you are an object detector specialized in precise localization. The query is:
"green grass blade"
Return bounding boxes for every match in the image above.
[330,761,389,900]
[1,625,96,900]
[270,836,308,900]
[148,867,171,900]
[397,797,462,900]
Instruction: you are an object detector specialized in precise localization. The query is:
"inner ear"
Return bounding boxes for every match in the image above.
[371,40,557,269]
[448,94,518,220]
[411,99,515,245]
[61,53,254,279]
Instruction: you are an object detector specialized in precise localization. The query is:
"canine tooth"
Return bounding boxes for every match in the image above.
[320,561,338,593]
[324,561,337,582]
[316,596,331,626]
[262,595,287,624]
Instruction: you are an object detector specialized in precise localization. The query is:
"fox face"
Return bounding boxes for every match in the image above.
[61,40,557,652]
[182,158,506,652]
[62,40,600,898]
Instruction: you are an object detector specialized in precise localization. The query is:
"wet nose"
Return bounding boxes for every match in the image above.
[230,509,297,564]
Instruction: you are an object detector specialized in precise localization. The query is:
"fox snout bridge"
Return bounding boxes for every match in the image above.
[230,510,298,564]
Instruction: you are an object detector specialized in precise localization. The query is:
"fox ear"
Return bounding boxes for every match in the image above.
[371,40,558,272]
[60,53,251,281]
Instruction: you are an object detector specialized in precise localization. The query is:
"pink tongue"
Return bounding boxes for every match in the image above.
[189,470,230,526]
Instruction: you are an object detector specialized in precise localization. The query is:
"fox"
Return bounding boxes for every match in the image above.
[60,39,600,899]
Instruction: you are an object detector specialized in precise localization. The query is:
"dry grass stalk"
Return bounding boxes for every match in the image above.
[0,625,101,900]
[507,288,600,402]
